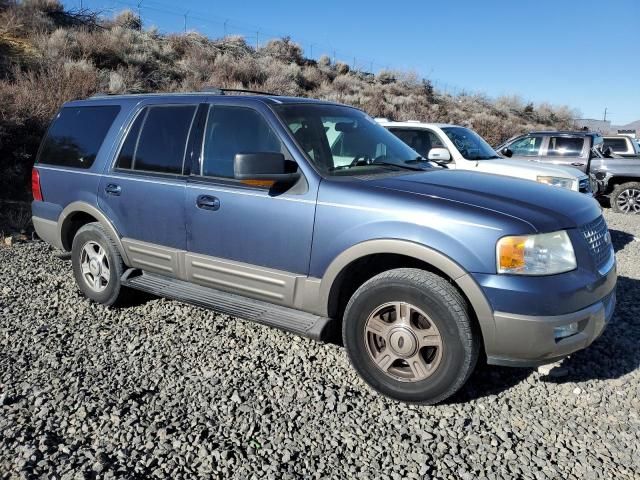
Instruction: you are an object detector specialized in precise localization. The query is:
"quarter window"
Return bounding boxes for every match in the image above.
[508,136,542,157]
[546,136,584,157]
[116,105,197,174]
[38,106,120,169]
[603,138,629,153]
[200,106,284,178]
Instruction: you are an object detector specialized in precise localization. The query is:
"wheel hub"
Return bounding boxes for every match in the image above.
[89,258,101,276]
[387,327,418,358]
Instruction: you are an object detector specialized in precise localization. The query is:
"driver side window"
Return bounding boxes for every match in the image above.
[508,136,542,157]
[388,129,443,158]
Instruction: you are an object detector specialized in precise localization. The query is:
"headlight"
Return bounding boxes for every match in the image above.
[497,231,576,275]
[536,176,575,190]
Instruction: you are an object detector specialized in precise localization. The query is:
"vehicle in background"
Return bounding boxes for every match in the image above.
[499,131,640,214]
[602,135,640,158]
[378,120,592,194]
[496,131,602,175]
[31,92,616,405]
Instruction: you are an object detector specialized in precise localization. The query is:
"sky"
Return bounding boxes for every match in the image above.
[65,0,640,125]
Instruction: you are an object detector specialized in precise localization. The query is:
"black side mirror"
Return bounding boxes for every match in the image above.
[501,147,513,158]
[602,146,614,158]
[234,153,300,184]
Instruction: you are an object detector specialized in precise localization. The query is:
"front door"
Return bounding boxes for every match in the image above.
[184,101,317,304]
[539,135,589,172]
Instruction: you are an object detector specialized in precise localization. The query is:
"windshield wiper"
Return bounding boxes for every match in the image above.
[371,161,424,171]
[403,156,431,164]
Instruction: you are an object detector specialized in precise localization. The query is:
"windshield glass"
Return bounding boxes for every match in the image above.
[274,104,427,176]
[441,126,500,160]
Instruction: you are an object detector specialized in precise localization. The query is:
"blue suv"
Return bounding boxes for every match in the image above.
[31,91,617,404]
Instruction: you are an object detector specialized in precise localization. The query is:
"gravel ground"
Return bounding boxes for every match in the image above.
[1,210,639,479]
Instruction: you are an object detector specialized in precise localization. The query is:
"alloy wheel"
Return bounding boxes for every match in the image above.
[616,188,640,214]
[364,301,443,382]
[80,241,110,292]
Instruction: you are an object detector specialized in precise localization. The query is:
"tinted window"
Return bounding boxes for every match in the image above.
[389,129,444,158]
[546,136,584,157]
[508,136,542,156]
[603,138,629,152]
[201,106,284,178]
[117,105,196,174]
[38,106,120,168]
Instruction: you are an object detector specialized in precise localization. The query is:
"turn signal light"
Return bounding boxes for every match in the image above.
[497,236,526,271]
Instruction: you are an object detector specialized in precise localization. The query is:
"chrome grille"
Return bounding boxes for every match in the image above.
[580,216,612,270]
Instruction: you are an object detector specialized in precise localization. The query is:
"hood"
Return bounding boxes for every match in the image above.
[367,169,601,232]
[474,158,586,180]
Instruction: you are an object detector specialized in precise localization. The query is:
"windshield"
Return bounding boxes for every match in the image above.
[274,104,427,176]
[441,126,500,160]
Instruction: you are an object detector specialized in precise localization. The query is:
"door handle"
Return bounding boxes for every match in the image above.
[105,183,121,196]
[196,195,220,211]
[571,162,585,167]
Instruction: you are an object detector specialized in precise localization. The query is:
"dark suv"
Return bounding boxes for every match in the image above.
[499,131,640,214]
[32,92,616,404]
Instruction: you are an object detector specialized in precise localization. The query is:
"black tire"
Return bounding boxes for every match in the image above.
[610,182,640,214]
[71,222,127,306]
[342,268,479,405]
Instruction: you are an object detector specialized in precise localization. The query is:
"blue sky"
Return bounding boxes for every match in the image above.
[66,0,640,124]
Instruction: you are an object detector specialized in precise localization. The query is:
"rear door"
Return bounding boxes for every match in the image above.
[539,135,589,172]
[98,101,198,276]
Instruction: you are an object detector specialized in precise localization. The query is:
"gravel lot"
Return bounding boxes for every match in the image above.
[1,210,639,479]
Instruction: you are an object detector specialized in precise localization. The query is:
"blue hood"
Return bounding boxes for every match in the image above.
[366,170,601,232]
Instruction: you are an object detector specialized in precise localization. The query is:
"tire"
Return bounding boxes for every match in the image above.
[342,268,479,405]
[610,182,640,214]
[71,222,127,306]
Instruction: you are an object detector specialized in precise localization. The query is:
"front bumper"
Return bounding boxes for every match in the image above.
[486,289,616,367]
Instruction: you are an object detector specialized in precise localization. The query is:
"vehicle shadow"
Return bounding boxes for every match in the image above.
[609,228,634,253]
[543,275,640,384]
[449,274,639,402]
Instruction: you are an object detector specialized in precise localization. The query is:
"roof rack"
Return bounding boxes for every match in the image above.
[200,86,280,96]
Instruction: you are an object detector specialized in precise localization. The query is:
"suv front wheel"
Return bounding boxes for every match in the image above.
[71,222,127,306]
[342,268,479,404]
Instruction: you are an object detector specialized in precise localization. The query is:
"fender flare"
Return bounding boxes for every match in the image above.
[318,239,496,352]
[57,201,130,265]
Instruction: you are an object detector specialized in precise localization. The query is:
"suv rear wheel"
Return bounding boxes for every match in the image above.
[611,182,640,214]
[71,222,127,306]
[342,268,479,404]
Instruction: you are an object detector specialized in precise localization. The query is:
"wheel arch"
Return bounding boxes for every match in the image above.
[58,201,130,264]
[319,239,496,353]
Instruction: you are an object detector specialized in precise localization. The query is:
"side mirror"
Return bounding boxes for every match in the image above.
[234,153,300,185]
[427,147,452,164]
[501,147,513,158]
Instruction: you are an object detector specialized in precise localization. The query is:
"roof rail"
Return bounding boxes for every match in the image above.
[200,86,280,96]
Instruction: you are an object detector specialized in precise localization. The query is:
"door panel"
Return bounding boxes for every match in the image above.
[186,181,316,275]
[539,135,588,172]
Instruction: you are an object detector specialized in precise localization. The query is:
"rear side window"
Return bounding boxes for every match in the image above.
[116,105,197,174]
[546,136,584,157]
[38,106,120,169]
[603,138,629,153]
[200,106,284,178]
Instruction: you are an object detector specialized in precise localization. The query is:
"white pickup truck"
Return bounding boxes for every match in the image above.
[377,120,592,194]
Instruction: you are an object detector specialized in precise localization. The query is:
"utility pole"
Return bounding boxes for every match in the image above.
[183,10,189,32]
[137,0,143,24]
[333,50,336,64]
[603,107,608,122]
[309,44,313,59]
[256,31,259,51]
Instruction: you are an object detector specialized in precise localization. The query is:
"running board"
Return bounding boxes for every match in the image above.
[122,271,333,341]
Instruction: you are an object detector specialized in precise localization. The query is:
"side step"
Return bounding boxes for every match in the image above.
[122,271,333,341]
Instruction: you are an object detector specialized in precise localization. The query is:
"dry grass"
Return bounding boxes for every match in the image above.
[0,0,577,201]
